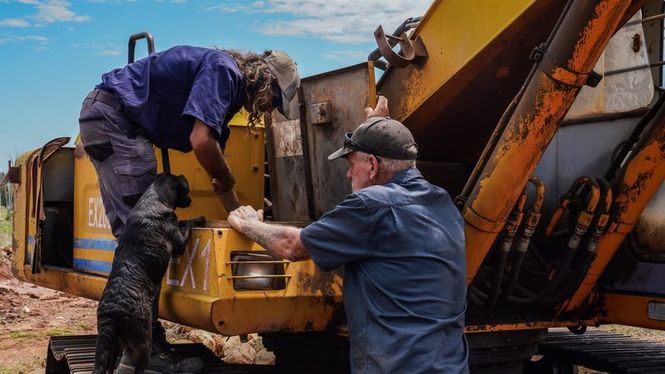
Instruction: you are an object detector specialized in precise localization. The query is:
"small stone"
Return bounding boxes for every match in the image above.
[21,306,30,314]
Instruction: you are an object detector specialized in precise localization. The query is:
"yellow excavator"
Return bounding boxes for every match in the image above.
[5,0,665,372]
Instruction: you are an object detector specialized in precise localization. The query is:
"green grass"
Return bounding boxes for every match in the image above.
[9,331,35,339]
[0,206,11,229]
[0,206,11,248]
[46,327,70,337]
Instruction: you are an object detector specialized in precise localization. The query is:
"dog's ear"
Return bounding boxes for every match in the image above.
[174,175,192,209]
[177,175,189,192]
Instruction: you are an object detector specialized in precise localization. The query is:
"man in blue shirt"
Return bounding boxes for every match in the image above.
[229,108,469,373]
[78,46,299,370]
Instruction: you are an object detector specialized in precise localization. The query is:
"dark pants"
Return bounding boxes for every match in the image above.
[78,93,167,349]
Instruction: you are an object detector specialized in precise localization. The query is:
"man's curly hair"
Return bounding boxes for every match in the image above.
[223,49,275,127]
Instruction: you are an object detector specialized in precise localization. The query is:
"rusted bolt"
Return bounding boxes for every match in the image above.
[216,230,223,237]
[252,165,259,172]
[632,34,641,53]
[218,320,225,326]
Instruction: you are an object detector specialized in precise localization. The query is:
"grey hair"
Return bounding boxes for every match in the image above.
[356,152,416,175]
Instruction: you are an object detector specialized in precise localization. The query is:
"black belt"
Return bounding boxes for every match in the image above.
[85,89,123,111]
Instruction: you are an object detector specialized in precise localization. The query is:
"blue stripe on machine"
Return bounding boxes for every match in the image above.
[73,258,112,274]
[28,235,34,245]
[73,238,117,251]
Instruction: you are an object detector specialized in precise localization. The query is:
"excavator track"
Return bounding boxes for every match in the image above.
[44,335,275,374]
[539,330,665,373]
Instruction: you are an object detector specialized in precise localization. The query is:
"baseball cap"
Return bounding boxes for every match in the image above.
[262,50,300,120]
[328,117,418,160]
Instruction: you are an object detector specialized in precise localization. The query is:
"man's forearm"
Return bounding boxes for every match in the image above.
[238,219,309,262]
[193,139,235,192]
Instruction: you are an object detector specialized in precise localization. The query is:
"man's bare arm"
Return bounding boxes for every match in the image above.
[190,119,241,211]
[229,206,310,262]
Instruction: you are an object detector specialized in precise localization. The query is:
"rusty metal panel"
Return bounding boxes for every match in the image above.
[300,62,376,218]
[266,115,310,221]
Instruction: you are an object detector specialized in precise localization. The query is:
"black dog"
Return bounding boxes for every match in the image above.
[93,174,205,374]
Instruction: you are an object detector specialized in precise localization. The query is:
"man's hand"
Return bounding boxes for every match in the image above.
[228,205,262,232]
[212,178,241,212]
[364,95,389,119]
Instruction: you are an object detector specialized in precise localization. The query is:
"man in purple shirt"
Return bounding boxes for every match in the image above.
[78,46,299,371]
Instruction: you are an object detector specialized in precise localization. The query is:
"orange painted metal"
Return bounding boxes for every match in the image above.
[564,106,665,311]
[465,319,598,334]
[600,292,665,330]
[463,0,634,284]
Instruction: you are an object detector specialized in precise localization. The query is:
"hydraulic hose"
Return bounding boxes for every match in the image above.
[487,192,527,309]
[502,177,544,300]
[546,178,613,305]
[508,177,600,304]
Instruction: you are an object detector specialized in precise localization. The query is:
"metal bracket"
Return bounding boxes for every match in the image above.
[309,101,333,125]
[373,25,427,68]
[0,161,19,186]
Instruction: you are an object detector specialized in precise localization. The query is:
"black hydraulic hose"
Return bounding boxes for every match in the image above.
[605,91,665,181]
[488,192,526,309]
[502,177,544,300]
[508,178,600,304]
[467,287,487,307]
[487,249,510,309]
[542,178,613,305]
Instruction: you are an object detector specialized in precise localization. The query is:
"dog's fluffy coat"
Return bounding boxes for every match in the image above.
[93,174,204,374]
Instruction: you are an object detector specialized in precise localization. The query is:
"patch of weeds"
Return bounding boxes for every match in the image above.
[9,331,35,339]
[46,327,70,336]
[75,320,91,330]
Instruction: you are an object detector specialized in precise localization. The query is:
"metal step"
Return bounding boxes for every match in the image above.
[539,330,665,373]
[45,335,275,374]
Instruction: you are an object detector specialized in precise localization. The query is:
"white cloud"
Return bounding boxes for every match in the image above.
[0,34,49,45]
[71,42,123,56]
[322,49,367,61]
[34,0,90,24]
[210,0,430,44]
[0,18,31,27]
[1,0,90,29]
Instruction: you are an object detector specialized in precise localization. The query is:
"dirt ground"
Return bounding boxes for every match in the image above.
[0,246,98,373]
[1,244,663,373]
[0,247,273,373]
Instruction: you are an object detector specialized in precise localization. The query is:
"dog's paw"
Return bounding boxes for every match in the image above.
[192,216,206,227]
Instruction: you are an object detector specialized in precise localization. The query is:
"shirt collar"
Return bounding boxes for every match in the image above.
[386,167,422,185]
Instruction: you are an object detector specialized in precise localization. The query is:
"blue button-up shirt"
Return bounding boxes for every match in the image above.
[300,168,469,373]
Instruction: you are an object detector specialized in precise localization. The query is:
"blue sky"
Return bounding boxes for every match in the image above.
[0,0,430,172]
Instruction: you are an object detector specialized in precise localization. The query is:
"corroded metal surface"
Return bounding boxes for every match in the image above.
[299,62,376,218]
[565,99,665,311]
[378,0,566,164]
[463,0,635,284]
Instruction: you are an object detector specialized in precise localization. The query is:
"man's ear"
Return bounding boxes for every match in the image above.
[368,155,380,179]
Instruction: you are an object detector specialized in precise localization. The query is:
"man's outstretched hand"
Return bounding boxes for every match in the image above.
[228,205,263,232]
[364,95,389,119]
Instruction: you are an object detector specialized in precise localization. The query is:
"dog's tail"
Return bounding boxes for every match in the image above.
[92,319,121,374]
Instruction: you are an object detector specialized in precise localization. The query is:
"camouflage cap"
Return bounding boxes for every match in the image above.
[262,50,300,119]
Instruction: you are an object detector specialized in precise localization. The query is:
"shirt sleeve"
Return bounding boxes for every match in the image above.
[300,194,373,271]
[182,55,239,137]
